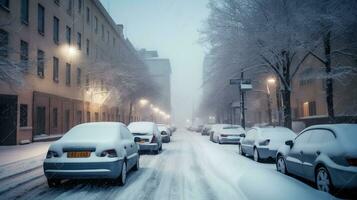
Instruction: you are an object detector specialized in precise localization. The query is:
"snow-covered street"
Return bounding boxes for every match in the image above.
[0,130,336,200]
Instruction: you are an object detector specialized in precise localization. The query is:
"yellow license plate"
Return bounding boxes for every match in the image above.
[67,151,90,158]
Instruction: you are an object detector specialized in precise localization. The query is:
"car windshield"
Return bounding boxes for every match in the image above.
[260,128,296,140]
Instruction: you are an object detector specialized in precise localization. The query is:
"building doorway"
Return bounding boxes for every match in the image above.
[0,95,17,145]
[35,106,46,135]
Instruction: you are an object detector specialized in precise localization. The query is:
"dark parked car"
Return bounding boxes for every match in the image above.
[276,124,357,194]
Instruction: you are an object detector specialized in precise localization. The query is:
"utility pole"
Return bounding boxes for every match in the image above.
[240,71,246,129]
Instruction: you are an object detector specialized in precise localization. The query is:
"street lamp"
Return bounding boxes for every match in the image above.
[266,78,276,125]
[139,98,149,107]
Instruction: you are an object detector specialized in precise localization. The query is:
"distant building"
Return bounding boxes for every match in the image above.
[0,0,143,144]
[139,49,171,115]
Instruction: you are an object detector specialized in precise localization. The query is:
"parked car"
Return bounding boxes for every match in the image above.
[128,122,162,154]
[201,124,212,136]
[158,124,171,143]
[209,124,230,142]
[238,126,296,162]
[43,122,140,187]
[216,125,246,144]
[276,124,357,193]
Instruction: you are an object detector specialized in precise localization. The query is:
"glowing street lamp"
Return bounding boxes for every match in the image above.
[139,98,149,106]
[267,78,276,84]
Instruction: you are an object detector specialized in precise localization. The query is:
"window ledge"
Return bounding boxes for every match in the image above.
[0,5,10,12]
[19,126,32,131]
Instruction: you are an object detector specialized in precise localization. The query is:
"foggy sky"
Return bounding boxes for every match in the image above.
[101,0,209,126]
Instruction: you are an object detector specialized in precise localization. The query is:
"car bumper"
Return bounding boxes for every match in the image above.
[43,158,124,179]
[257,147,277,159]
[138,143,159,151]
[219,137,240,144]
[328,165,357,189]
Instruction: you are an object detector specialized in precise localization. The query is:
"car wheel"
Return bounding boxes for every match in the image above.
[276,155,287,174]
[47,178,61,188]
[253,148,261,162]
[133,156,140,171]
[118,162,127,186]
[315,166,333,193]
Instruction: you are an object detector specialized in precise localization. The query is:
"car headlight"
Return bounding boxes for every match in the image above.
[100,149,118,158]
[46,150,59,158]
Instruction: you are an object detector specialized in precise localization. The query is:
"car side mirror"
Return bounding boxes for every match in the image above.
[239,133,245,138]
[285,140,293,148]
[134,137,141,142]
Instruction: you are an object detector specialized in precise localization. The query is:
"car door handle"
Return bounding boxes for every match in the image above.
[300,151,304,155]
[316,151,321,155]
[130,144,133,148]
[124,146,127,149]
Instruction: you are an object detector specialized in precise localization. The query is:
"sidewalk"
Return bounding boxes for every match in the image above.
[0,142,51,166]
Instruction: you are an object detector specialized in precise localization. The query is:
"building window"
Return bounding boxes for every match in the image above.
[94,16,98,33]
[0,29,9,58]
[107,31,109,43]
[77,32,81,50]
[102,112,106,121]
[20,40,29,68]
[53,57,59,82]
[0,0,9,10]
[113,37,115,47]
[86,111,90,122]
[20,104,28,127]
[100,79,104,91]
[101,24,104,40]
[38,4,45,35]
[86,7,90,24]
[37,49,45,78]
[21,0,29,24]
[77,0,82,13]
[76,110,82,124]
[53,108,58,128]
[67,0,73,15]
[66,63,71,86]
[66,26,71,45]
[64,109,70,131]
[85,74,90,88]
[309,101,316,116]
[86,39,89,55]
[303,101,317,117]
[76,67,81,86]
[53,17,59,44]
[95,112,99,121]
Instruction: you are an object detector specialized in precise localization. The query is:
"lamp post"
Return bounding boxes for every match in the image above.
[266,78,276,125]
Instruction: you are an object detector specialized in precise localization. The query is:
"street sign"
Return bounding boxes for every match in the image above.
[229,79,241,85]
[240,80,252,91]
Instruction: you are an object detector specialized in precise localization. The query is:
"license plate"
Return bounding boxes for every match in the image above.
[67,151,90,158]
[139,140,146,143]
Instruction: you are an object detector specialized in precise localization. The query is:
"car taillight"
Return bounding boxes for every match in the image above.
[100,149,117,158]
[46,151,59,158]
[151,135,157,143]
[347,158,357,166]
[259,139,270,146]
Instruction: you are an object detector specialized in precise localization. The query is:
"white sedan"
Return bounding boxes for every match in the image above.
[43,122,140,187]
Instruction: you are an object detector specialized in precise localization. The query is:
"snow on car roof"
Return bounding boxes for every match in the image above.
[60,122,123,142]
[128,121,155,133]
[305,124,357,148]
[256,127,296,138]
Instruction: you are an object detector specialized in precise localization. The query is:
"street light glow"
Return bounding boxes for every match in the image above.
[267,78,276,84]
[139,98,149,106]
